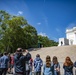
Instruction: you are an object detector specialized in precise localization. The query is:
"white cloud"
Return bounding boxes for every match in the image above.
[38,32,47,37]
[17,11,23,15]
[37,22,41,25]
[66,23,76,29]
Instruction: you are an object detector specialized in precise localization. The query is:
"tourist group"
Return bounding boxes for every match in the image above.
[0,48,76,75]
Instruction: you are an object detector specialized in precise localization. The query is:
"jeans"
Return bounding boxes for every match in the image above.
[0,68,8,75]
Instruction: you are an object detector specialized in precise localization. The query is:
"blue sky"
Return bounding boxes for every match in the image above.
[0,0,76,41]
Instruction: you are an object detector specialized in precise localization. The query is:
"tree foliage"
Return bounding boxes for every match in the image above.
[0,10,58,53]
[38,35,58,47]
[0,10,38,52]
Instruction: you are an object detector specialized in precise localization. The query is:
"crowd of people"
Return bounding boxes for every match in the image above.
[0,47,76,75]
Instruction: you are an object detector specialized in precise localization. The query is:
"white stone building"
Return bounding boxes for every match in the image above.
[66,27,76,45]
[58,38,69,46]
[59,27,76,46]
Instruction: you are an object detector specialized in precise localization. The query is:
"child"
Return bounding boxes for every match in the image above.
[52,56,60,75]
[63,56,73,75]
[43,55,53,75]
[34,54,43,75]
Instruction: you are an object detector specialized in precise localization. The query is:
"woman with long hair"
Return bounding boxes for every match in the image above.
[52,56,60,75]
[43,55,53,75]
[63,56,73,75]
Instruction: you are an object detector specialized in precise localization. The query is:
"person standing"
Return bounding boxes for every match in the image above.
[52,56,60,75]
[34,54,43,75]
[10,53,15,74]
[63,56,73,75]
[25,57,33,75]
[0,53,3,75]
[0,52,9,75]
[74,61,76,75]
[14,48,31,75]
[8,53,11,74]
[29,58,33,75]
[25,50,32,75]
[43,55,53,75]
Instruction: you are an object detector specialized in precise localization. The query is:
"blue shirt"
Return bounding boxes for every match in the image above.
[43,64,53,75]
[34,57,43,72]
[0,55,9,68]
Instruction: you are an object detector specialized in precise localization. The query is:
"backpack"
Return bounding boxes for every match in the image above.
[34,58,43,71]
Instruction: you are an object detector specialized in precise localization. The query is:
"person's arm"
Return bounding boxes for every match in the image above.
[56,63,60,72]
[74,61,76,68]
[24,53,31,61]
[68,65,73,70]
[34,60,37,68]
[40,59,43,67]
[43,64,45,75]
[63,64,65,69]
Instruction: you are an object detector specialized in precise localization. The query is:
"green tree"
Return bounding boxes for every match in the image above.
[0,10,10,52]
[23,25,38,48]
[0,10,27,52]
[0,10,58,52]
[0,10,38,52]
[38,35,58,47]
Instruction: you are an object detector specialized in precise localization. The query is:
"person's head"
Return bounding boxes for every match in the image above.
[64,56,73,66]
[46,55,51,67]
[16,48,22,53]
[36,54,40,58]
[4,52,8,56]
[52,56,58,64]
[16,48,23,55]
[13,53,15,56]
[0,53,3,57]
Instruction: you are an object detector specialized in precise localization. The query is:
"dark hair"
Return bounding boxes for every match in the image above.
[46,55,51,67]
[64,56,73,66]
[52,56,58,64]
[0,53,3,57]
[16,48,22,52]
[36,54,40,57]
[4,52,8,55]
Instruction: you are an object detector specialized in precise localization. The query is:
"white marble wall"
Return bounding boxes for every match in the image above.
[66,30,76,45]
[58,38,69,46]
